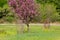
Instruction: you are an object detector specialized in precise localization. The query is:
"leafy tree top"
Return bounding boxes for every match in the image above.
[8,0,37,23]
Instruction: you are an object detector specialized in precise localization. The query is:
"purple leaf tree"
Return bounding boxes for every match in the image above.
[8,0,37,32]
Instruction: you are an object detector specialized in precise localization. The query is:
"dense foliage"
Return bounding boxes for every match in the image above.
[0,0,7,7]
[0,0,60,23]
[0,0,15,23]
[8,0,37,24]
[36,0,60,22]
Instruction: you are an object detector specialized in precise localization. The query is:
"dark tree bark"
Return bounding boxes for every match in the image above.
[26,23,29,32]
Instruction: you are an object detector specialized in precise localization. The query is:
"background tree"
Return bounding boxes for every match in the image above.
[36,0,60,22]
[43,3,57,29]
[0,0,7,7]
[0,0,7,19]
[35,0,58,29]
[0,0,15,23]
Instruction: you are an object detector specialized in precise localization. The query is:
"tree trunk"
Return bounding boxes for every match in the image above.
[44,18,50,29]
[26,23,29,32]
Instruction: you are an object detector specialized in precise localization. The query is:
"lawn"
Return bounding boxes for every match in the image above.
[0,24,60,40]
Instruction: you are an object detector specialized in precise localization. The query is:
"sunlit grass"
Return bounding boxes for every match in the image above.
[0,24,60,40]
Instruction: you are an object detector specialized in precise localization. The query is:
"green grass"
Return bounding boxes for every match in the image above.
[0,24,60,40]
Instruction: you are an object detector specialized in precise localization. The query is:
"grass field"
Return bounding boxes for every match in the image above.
[0,24,60,40]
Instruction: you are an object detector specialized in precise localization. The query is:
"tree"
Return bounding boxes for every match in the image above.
[36,0,60,22]
[0,0,14,23]
[43,3,55,28]
[8,0,37,32]
[36,3,58,29]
